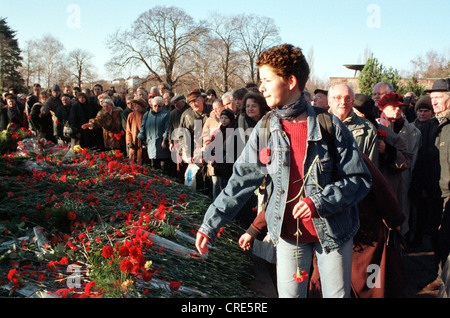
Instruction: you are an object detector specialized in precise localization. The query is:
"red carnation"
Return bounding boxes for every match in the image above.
[120,259,133,273]
[293,269,308,283]
[169,281,181,291]
[259,148,271,165]
[102,246,114,258]
[118,246,130,257]
[67,211,77,221]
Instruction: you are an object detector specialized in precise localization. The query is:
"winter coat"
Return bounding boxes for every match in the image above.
[126,110,145,164]
[410,118,441,199]
[30,102,56,143]
[436,112,450,198]
[55,104,72,144]
[137,109,170,159]
[343,111,379,165]
[89,106,125,150]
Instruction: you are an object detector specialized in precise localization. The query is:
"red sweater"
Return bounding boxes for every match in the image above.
[249,120,319,242]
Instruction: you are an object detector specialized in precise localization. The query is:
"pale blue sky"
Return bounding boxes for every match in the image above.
[1,0,449,83]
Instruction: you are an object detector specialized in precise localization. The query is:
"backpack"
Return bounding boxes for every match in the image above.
[258,106,336,213]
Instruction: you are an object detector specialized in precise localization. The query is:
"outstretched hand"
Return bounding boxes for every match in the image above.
[195,232,210,255]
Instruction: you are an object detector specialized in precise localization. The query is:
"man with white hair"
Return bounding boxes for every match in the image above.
[328,83,378,164]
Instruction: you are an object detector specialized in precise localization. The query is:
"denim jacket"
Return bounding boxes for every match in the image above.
[199,105,372,253]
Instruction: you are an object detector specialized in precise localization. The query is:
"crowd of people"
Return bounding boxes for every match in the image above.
[1,44,449,298]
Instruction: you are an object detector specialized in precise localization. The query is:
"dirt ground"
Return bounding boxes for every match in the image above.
[247,234,440,298]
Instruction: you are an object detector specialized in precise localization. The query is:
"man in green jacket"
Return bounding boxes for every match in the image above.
[426,78,450,296]
[328,83,379,166]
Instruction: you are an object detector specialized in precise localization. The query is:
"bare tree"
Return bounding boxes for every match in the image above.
[207,13,243,92]
[39,34,65,88]
[106,6,208,89]
[410,50,450,79]
[20,40,45,89]
[68,48,94,87]
[236,14,281,84]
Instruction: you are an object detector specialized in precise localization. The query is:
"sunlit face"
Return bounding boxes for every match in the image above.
[212,101,224,117]
[136,89,147,101]
[372,84,389,105]
[189,97,204,112]
[382,105,402,120]
[416,108,433,122]
[163,93,171,105]
[245,98,262,121]
[151,101,163,113]
[102,102,114,113]
[312,92,328,109]
[234,98,244,111]
[328,85,354,121]
[258,65,292,108]
[430,92,450,114]
[220,115,231,127]
[222,96,235,113]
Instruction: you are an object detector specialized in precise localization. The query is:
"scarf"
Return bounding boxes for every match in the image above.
[273,93,308,120]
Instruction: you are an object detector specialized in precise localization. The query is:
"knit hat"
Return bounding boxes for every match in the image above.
[414,95,433,112]
[51,84,61,92]
[220,108,235,122]
[378,92,404,111]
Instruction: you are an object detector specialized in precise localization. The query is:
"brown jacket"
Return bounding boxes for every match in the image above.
[89,106,125,150]
[126,110,144,164]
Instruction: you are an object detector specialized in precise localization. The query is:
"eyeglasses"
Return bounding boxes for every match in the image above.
[331,95,353,103]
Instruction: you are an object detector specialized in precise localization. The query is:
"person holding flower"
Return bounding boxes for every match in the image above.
[195,43,372,298]
[81,97,125,151]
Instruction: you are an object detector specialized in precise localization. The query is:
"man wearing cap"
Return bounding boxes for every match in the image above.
[328,84,378,165]
[423,78,450,296]
[312,88,329,110]
[175,90,212,194]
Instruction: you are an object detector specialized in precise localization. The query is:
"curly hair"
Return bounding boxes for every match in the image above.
[256,43,310,91]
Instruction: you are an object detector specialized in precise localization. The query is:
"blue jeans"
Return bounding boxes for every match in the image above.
[276,237,353,298]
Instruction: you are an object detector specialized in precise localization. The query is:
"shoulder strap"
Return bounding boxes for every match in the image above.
[260,107,335,151]
[313,106,335,153]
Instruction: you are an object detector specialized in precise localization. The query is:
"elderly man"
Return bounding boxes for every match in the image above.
[175,91,212,194]
[222,92,236,114]
[423,78,450,296]
[312,88,329,110]
[328,84,378,164]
